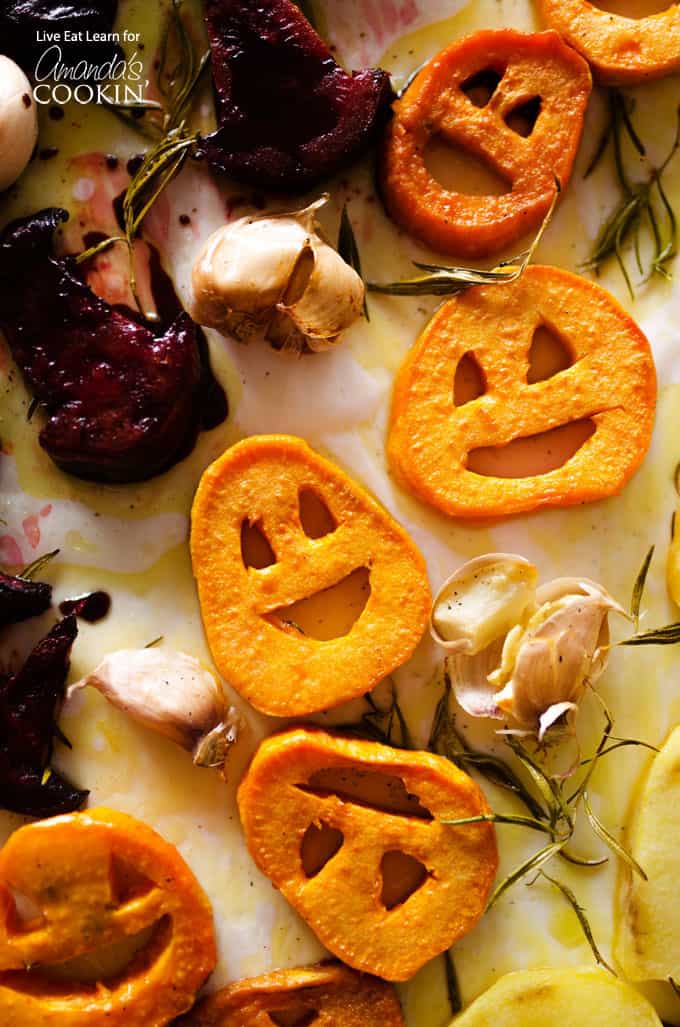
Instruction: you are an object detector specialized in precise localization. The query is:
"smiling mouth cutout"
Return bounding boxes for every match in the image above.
[266,567,371,641]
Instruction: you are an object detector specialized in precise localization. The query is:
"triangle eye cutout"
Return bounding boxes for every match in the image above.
[527,324,573,384]
[241,520,276,569]
[461,67,504,108]
[454,351,486,406]
[298,488,336,539]
[269,1009,319,1027]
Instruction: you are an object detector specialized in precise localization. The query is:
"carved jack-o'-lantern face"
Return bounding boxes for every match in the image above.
[380,29,591,258]
[388,265,656,519]
[191,435,431,717]
[537,0,680,85]
[237,728,498,981]
[178,963,406,1026]
[0,808,216,1026]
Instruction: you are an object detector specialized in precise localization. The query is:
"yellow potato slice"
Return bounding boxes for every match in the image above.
[454,967,662,1025]
[616,725,680,981]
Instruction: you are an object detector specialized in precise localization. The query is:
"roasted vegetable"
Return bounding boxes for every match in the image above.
[388,265,656,518]
[0,209,227,483]
[0,615,87,817]
[191,435,431,717]
[0,808,216,1025]
[179,963,406,1027]
[454,967,662,1026]
[238,727,497,981]
[198,0,394,190]
[0,0,119,74]
[0,570,51,628]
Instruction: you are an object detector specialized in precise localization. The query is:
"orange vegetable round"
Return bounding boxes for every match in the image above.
[191,435,431,717]
[178,962,405,1026]
[0,808,216,1026]
[388,265,656,519]
[380,29,591,259]
[537,0,680,84]
[237,728,498,981]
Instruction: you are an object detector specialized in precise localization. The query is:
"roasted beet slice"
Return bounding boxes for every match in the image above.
[0,209,227,483]
[0,571,51,628]
[198,0,394,190]
[0,0,119,74]
[0,614,87,817]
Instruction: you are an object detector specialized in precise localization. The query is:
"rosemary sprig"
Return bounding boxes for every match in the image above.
[338,203,369,321]
[537,871,615,974]
[584,90,680,298]
[76,0,208,317]
[444,949,462,1015]
[631,544,655,630]
[20,549,60,581]
[367,181,560,297]
[435,678,654,964]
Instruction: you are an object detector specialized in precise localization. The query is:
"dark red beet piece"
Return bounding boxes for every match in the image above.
[0,615,87,817]
[59,590,111,623]
[0,209,227,483]
[0,571,52,628]
[0,0,119,75]
[198,0,394,191]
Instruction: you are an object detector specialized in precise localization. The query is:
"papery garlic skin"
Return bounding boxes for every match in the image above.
[68,649,243,772]
[431,554,538,655]
[191,197,364,353]
[0,57,38,192]
[491,581,625,732]
[434,555,627,737]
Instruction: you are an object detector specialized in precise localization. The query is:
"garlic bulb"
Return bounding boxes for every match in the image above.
[0,56,38,192]
[68,649,243,775]
[191,196,364,353]
[432,555,627,737]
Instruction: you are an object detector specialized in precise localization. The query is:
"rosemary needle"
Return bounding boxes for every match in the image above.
[368,179,560,297]
[75,0,209,317]
[584,90,680,298]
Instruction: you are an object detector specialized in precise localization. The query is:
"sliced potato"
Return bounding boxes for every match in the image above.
[615,724,680,981]
[454,967,662,1026]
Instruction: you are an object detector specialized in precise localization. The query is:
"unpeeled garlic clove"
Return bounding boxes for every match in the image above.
[431,554,538,655]
[191,196,364,354]
[68,649,243,775]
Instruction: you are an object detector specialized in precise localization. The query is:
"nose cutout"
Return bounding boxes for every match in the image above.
[380,851,429,910]
[241,519,276,569]
[301,821,344,878]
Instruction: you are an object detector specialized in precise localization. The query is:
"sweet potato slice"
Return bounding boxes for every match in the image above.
[388,265,656,518]
[237,728,498,981]
[0,807,216,1026]
[537,0,680,84]
[178,963,405,1026]
[190,435,431,717]
[380,29,591,258]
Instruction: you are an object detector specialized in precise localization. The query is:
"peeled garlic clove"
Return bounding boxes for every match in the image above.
[68,649,243,773]
[0,56,38,191]
[431,554,538,655]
